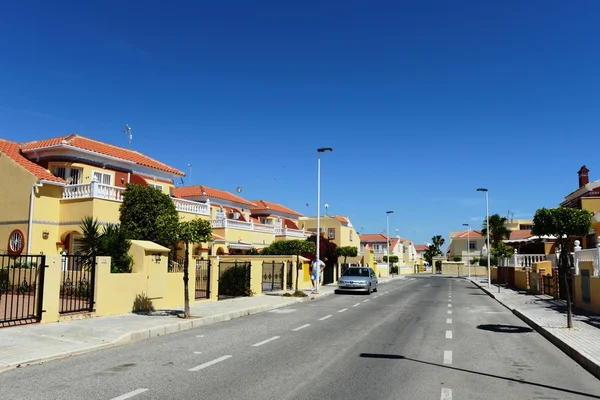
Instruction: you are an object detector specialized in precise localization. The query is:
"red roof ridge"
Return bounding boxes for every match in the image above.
[250,199,303,217]
[172,184,256,206]
[0,138,65,183]
[21,133,184,176]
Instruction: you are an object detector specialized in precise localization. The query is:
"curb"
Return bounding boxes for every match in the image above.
[0,297,303,374]
[468,279,600,380]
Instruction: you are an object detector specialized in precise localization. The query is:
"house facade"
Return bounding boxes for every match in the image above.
[172,186,310,255]
[298,215,359,250]
[447,229,487,263]
[0,135,209,257]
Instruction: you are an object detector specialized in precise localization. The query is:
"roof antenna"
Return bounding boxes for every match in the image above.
[188,164,192,185]
[124,124,132,148]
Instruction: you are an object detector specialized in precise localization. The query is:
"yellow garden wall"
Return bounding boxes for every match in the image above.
[573,261,600,315]
[514,270,529,291]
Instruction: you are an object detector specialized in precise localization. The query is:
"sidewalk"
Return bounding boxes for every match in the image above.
[0,284,336,373]
[469,277,600,380]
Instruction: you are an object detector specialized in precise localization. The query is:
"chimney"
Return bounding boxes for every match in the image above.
[578,165,590,187]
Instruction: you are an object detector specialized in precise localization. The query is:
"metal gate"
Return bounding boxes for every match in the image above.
[1,254,46,326]
[218,261,251,300]
[59,254,95,314]
[262,261,284,292]
[195,259,211,300]
[286,261,293,290]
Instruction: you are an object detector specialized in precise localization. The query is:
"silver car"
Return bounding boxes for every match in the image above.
[336,267,378,294]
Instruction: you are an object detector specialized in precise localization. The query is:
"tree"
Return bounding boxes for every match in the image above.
[261,240,316,291]
[532,207,592,328]
[423,235,445,265]
[176,218,212,318]
[78,216,133,273]
[336,246,358,264]
[383,255,399,265]
[304,235,338,264]
[482,214,512,248]
[491,242,513,262]
[119,184,179,248]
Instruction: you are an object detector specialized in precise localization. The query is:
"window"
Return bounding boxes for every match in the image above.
[7,229,25,255]
[328,228,335,240]
[92,170,112,185]
[149,183,163,192]
[469,241,476,250]
[260,218,271,225]
[54,167,82,184]
[215,208,225,220]
[349,230,353,241]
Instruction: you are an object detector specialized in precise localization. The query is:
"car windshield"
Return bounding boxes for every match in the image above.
[342,268,370,277]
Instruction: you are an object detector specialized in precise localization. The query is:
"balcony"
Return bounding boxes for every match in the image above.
[210,219,309,237]
[61,182,210,216]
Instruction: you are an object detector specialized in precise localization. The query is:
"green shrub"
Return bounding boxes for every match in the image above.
[390,265,399,275]
[218,265,250,297]
[453,256,462,262]
[478,257,498,267]
[132,293,155,313]
[0,269,9,293]
[470,257,479,265]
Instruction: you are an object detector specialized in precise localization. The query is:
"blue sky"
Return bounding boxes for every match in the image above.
[1,1,599,247]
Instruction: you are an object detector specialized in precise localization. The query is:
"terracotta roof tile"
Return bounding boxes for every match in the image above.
[414,244,429,251]
[452,230,484,239]
[172,185,256,207]
[282,218,300,230]
[335,215,349,224]
[0,139,65,183]
[508,229,532,239]
[21,134,184,176]
[250,200,303,217]
[359,234,389,242]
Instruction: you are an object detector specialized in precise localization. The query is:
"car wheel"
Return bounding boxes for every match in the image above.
[366,284,371,295]
[373,286,377,292]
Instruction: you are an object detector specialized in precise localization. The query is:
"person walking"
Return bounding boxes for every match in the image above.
[310,259,325,292]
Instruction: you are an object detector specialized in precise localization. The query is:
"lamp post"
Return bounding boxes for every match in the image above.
[315,147,333,293]
[477,188,491,288]
[386,211,394,275]
[462,223,470,279]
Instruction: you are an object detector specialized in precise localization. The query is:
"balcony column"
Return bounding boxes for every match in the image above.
[90,180,98,198]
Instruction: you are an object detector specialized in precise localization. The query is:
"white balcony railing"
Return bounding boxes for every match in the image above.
[274,226,310,238]
[61,182,210,216]
[210,218,276,234]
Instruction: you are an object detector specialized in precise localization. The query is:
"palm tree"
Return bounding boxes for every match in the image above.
[432,235,445,249]
[482,214,512,247]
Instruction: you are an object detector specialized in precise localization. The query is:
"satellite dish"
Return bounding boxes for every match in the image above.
[236,186,242,193]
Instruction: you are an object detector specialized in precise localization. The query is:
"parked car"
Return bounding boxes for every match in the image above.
[336,267,378,294]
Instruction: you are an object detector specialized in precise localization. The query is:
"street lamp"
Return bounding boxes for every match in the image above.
[386,211,394,275]
[462,223,470,279]
[315,147,333,293]
[477,188,491,288]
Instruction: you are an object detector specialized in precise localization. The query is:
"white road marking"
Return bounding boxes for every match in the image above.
[448,304,452,307]
[338,308,348,313]
[447,310,452,315]
[363,299,370,302]
[352,303,360,307]
[194,351,202,354]
[319,315,332,321]
[268,309,297,314]
[425,284,431,287]
[110,389,149,400]
[384,291,389,294]
[446,330,453,339]
[196,335,204,338]
[444,350,453,365]
[292,324,310,332]
[441,387,453,400]
[189,355,232,372]
[446,318,452,324]
[252,336,280,347]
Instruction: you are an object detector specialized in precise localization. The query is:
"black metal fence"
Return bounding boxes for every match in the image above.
[59,254,95,314]
[1,254,46,326]
[195,259,211,299]
[286,261,293,290]
[218,261,251,300]
[262,261,284,292]
[543,274,553,296]
[168,256,186,273]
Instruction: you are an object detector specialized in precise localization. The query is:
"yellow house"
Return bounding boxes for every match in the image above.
[171,186,310,255]
[0,134,209,257]
[358,234,417,267]
[298,215,359,249]
[447,229,486,263]
[560,165,600,249]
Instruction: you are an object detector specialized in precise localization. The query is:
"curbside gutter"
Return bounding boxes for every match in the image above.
[468,278,600,380]
[0,297,306,374]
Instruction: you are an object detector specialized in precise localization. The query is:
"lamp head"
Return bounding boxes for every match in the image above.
[317,147,333,153]
[477,188,488,192]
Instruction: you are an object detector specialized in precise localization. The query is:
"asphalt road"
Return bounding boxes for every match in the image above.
[1,276,600,400]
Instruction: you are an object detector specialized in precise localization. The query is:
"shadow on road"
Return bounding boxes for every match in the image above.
[359,353,600,398]
[476,324,533,333]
